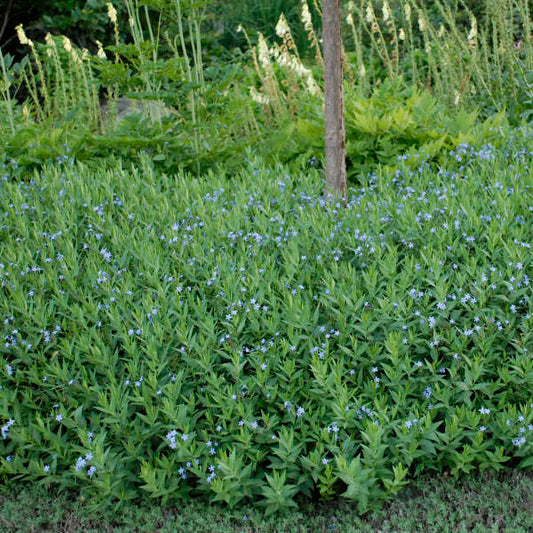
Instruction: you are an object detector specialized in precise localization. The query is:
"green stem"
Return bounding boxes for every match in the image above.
[0,46,15,134]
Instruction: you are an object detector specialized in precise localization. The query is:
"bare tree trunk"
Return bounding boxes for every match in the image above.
[323,0,347,205]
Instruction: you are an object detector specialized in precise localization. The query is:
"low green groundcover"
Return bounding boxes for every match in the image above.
[1,129,532,514]
[1,470,532,532]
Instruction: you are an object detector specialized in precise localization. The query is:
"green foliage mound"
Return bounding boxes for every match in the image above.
[272,81,508,179]
[1,133,532,514]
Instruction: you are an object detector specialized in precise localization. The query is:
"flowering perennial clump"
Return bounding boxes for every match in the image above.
[0,131,532,513]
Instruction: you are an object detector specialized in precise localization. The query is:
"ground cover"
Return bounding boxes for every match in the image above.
[1,129,532,515]
[1,469,532,531]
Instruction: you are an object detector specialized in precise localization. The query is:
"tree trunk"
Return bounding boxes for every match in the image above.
[323,0,347,205]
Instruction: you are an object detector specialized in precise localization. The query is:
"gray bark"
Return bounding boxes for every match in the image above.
[323,0,347,205]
